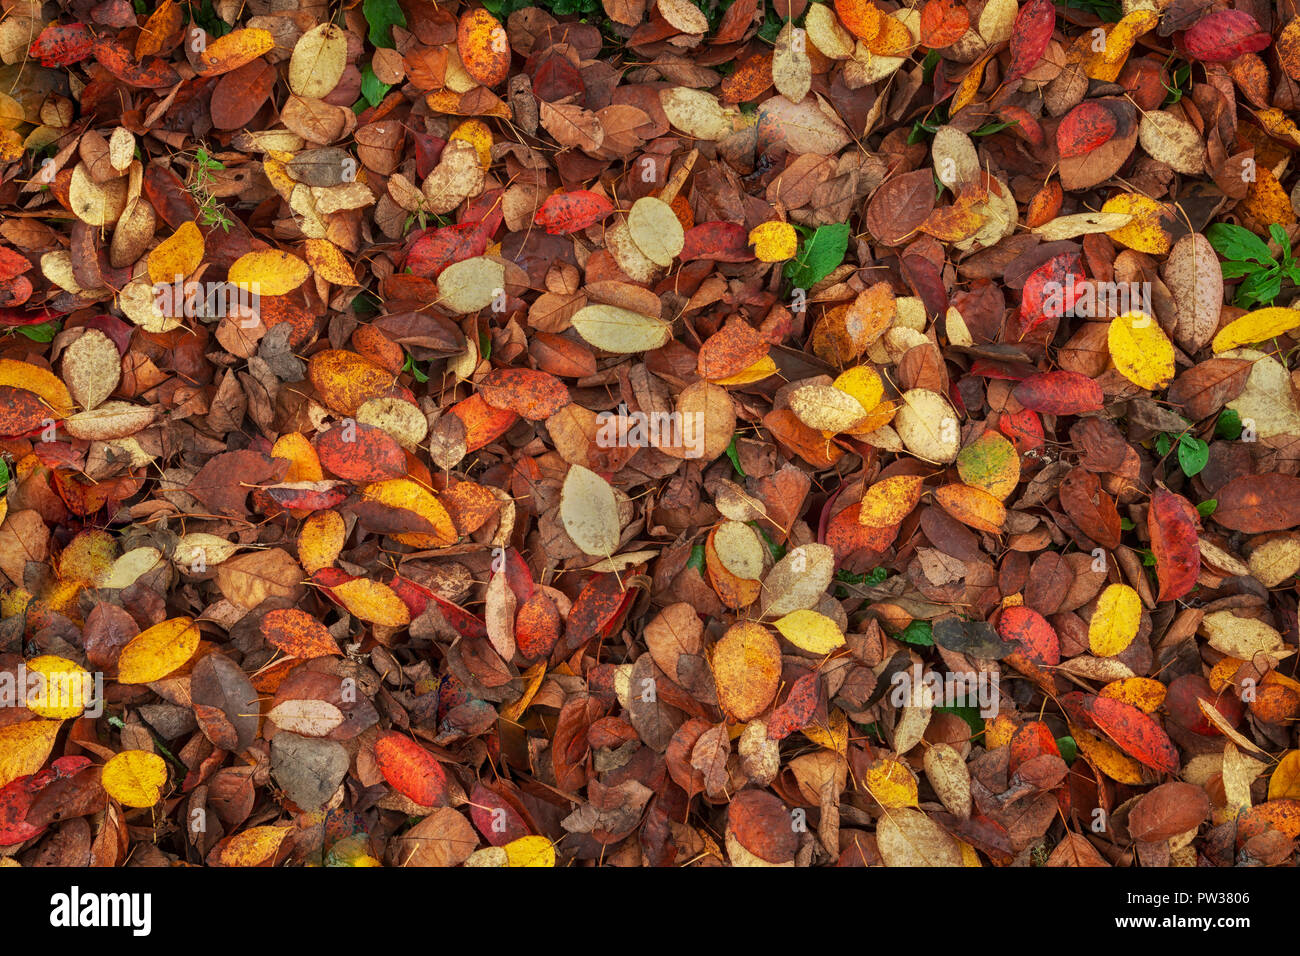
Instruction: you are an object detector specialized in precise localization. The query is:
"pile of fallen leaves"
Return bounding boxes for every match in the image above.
[1,0,1300,869]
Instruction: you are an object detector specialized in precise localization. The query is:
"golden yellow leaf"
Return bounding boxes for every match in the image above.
[711,621,781,721]
[298,510,345,574]
[1099,676,1166,713]
[1071,725,1146,785]
[449,119,493,169]
[1268,751,1300,801]
[228,250,310,296]
[1102,193,1173,254]
[304,239,357,286]
[25,655,90,719]
[329,578,411,627]
[773,609,846,654]
[832,365,884,412]
[864,757,920,808]
[147,221,204,285]
[0,359,74,418]
[221,825,291,866]
[749,221,798,262]
[859,474,924,527]
[1088,583,1141,657]
[504,834,555,866]
[1108,310,1174,390]
[1212,307,1300,353]
[0,719,61,788]
[117,617,200,684]
[101,750,168,808]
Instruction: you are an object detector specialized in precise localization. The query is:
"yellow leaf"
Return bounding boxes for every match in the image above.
[749,221,797,262]
[329,578,411,627]
[298,510,345,574]
[711,621,781,721]
[1082,10,1157,82]
[864,757,919,808]
[1242,166,1296,228]
[449,119,493,169]
[304,239,357,286]
[1099,676,1165,713]
[1268,751,1300,800]
[101,750,168,807]
[955,431,1020,500]
[984,714,1016,749]
[789,383,868,433]
[1108,310,1174,390]
[1212,307,1300,353]
[361,478,457,549]
[1088,583,1141,657]
[195,28,276,76]
[0,719,61,788]
[773,609,846,654]
[1102,193,1173,254]
[221,825,291,866]
[859,474,924,527]
[25,655,90,719]
[117,617,200,684]
[1071,725,1145,784]
[147,221,204,285]
[832,365,884,412]
[504,835,555,867]
[228,250,309,296]
[712,355,777,386]
[0,359,74,418]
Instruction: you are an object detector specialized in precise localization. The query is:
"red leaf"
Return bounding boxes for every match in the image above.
[679,222,755,262]
[1148,485,1200,602]
[1181,10,1270,64]
[1013,371,1104,416]
[1004,0,1055,84]
[767,673,820,740]
[533,191,614,235]
[375,733,449,807]
[997,605,1060,666]
[29,23,94,67]
[1056,101,1117,158]
[1083,695,1179,774]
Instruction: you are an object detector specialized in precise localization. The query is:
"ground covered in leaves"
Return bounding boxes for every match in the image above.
[1,0,1300,868]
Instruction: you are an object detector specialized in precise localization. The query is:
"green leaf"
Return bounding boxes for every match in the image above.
[1056,735,1078,764]
[359,64,391,109]
[363,0,407,48]
[0,458,9,497]
[1154,433,1171,456]
[1056,0,1123,23]
[725,434,746,478]
[686,544,706,574]
[402,352,428,383]
[1235,266,1282,308]
[1120,517,1134,531]
[784,222,850,291]
[1270,223,1292,261]
[898,620,933,647]
[1207,223,1275,266]
[1216,408,1242,440]
[1217,260,1259,280]
[15,321,60,343]
[1177,435,1208,477]
[1196,498,1217,517]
